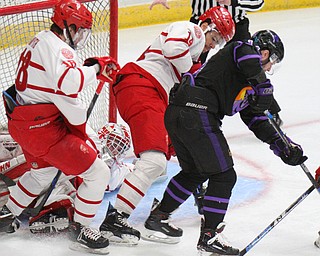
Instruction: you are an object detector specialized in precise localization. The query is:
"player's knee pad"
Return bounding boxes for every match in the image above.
[114,151,167,214]
[207,168,237,191]
[120,151,166,196]
[80,157,110,188]
[25,166,59,191]
[135,150,167,183]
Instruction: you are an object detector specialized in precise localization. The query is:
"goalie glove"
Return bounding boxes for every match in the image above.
[269,136,307,166]
[248,80,273,112]
[84,56,120,84]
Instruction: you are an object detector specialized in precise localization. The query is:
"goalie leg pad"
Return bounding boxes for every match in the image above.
[29,199,73,234]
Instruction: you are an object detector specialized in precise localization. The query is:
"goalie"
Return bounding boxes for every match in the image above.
[0,123,133,234]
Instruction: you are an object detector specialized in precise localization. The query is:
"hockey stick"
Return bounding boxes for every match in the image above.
[0,154,26,187]
[87,80,105,120]
[0,173,16,187]
[26,80,106,217]
[240,183,316,255]
[264,110,320,192]
[26,169,62,217]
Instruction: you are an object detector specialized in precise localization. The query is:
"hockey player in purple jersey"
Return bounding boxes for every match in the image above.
[142,30,307,255]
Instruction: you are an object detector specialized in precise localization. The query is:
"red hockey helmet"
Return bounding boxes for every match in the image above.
[51,0,92,31]
[199,6,235,42]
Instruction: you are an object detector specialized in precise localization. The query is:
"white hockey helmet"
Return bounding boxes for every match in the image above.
[97,123,131,160]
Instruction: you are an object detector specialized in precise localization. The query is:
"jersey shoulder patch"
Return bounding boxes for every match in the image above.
[61,48,74,59]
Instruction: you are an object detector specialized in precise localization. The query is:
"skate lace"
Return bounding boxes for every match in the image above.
[117,214,132,228]
[81,227,102,241]
[208,232,232,248]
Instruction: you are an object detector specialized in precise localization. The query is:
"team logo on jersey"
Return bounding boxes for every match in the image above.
[80,143,89,154]
[232,86,254,114]
[194,25,202,39]
[28,37,39,48]
[61,48,74,59]
[31,162,39,169]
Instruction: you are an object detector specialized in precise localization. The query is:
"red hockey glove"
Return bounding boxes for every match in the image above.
[84,56,120,84]
[315,166,320,182]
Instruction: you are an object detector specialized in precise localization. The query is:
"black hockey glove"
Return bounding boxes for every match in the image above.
[269,136,308,166]
[248,80,273,112]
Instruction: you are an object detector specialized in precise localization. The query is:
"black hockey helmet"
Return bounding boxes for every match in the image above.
[252,30,284,64]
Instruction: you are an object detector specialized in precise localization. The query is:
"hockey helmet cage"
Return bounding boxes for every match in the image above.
[51,0,92,31]
[98,123,131,160]
[252,30,284,63]
[199,6,235,42]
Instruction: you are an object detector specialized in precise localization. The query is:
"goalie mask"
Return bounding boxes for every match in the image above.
[98,123,131,161]
[51,0,92,50]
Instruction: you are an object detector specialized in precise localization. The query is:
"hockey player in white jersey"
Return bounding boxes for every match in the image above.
[0,0,119,254]
[98,6,235,245]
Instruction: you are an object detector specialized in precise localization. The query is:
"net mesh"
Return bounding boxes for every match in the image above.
[0,0,116,132]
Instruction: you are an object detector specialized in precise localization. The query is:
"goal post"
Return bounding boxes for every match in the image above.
[0,0,118,132]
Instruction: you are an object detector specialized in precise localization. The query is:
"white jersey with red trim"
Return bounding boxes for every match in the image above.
[136,21,205,97]
[15,30,98,126]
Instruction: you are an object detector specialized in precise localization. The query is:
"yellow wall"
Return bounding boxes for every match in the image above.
[118,0,320,29]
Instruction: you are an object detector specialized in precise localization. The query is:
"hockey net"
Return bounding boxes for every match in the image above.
[0,0,118,133]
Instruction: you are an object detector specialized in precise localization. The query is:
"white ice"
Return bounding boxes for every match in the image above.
[1,7,320,256]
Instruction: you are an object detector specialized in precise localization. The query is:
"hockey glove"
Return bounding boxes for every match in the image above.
[84,56,120,84]
[269,136,307,166]
[248,80,273,112]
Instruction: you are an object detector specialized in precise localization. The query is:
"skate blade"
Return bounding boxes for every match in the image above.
[198,250,225,256]
[101,231,139,246]
[198,248,239,256]
[141,228,180,244]
[69,242,109,255]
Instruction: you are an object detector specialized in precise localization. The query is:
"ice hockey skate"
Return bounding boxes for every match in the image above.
[99,203,140,245]
[142,198,183,244]
[68,221,109,255]
[0,205,20,233]
[314,231,320,248]
[197,220,239,256]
